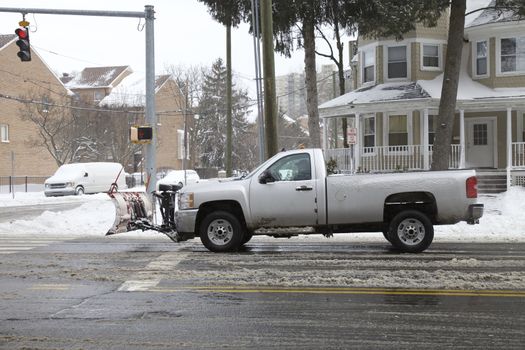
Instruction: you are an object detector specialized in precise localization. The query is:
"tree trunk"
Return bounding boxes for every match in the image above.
[303,16,321,148]
[431,0,466,171]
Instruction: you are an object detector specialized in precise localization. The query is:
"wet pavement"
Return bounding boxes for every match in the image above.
[0,235,524,349]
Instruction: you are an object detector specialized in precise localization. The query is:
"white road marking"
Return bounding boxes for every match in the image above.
[0,236,70,254]
[118,252,188,292]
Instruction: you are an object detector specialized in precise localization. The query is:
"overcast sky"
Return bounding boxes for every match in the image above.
[0,0,490,91]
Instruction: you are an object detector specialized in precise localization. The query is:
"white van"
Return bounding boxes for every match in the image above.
[44,162,127,197]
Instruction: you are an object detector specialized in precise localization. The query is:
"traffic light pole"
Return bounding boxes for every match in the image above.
[0,5,158,194]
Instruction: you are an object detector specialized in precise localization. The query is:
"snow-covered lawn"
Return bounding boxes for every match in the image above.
[0,187,524,243]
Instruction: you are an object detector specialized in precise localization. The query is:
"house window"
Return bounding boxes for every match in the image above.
[0,124,8,142]
[94,90,104,102]
[422,44,440,69]
[476,41,488,76]
[362,48,375,83]
[363,115,375,152]
[428,115,438,145]
[387,46,407,79]
[389,114,408,146]
[500,36,525,73]
[177,129,185,160]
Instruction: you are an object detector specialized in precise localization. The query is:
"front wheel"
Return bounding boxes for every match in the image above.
[199,211,244,252]
[75,186,84,195]
[387,210,433,253]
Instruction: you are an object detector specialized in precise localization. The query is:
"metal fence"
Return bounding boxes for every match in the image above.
[0,176,49,194]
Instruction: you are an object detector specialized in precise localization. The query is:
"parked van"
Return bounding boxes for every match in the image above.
[44,162,127,197]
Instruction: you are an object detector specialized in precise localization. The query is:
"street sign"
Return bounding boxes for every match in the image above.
[347,127,357,144]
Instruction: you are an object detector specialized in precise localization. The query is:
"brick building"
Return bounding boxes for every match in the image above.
[0,34,70,177]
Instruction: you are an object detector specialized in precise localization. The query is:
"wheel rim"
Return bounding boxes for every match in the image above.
[207,219,234,246]
[396,218,425,246]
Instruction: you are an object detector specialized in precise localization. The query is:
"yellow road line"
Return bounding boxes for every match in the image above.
[148,286,525,298]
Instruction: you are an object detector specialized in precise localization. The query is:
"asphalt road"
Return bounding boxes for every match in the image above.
[0,235,524,349]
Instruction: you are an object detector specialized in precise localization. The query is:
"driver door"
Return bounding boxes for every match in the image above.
[249,152,318,227]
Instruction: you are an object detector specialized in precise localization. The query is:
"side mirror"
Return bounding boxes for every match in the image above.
[84,172,88,177]
[258,170,275,184]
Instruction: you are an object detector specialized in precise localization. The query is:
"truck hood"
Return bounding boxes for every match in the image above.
[180,177,249,204]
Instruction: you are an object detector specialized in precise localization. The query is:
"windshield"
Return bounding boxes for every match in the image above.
[54,164,84,176]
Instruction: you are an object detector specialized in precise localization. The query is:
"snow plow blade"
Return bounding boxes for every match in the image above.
[106,192,153,235]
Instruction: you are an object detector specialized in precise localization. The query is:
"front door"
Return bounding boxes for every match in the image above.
[466,118,496,168]
[249,152,318,227]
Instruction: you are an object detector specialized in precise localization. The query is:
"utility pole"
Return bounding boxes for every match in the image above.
[250,0,265,162]
[260,0,278,159]
[226,23,233,176]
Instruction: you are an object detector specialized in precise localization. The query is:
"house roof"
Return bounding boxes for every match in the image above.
[319,82,431,110]
[64,66,131,89]
[0,34,15,50]
[99,72,174,107]
[467,0,523,28]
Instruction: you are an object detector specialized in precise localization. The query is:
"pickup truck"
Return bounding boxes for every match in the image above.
[174,148,483,253]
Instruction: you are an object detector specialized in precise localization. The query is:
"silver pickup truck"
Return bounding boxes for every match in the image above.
[174,148,483,253]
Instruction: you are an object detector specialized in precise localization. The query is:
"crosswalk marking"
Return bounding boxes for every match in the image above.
[118,252,188,292]
[0,236,69,254]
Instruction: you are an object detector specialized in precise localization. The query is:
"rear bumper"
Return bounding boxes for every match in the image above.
[467,204,484,224]
[175,209,199,234]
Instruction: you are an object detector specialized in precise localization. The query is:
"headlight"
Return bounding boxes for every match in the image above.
[178,192,194,210]
[45,183,50,189]
[65,182,75,188]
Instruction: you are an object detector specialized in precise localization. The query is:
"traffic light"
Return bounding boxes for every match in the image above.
[130,125,153,144]
[14,26,31,62]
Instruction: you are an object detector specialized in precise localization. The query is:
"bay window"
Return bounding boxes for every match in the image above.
[387,46,407,79]
[500,36,525,73]
[476,40,488,76]
[362,48,375,83]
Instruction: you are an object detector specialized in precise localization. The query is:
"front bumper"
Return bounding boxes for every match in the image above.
[175,209,199,234]
[467,204,484,224]
[44,188,76,197]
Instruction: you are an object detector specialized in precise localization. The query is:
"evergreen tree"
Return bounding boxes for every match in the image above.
[196,58,252,170]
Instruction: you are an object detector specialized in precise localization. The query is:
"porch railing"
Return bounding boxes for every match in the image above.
[512,142,525,168]
[324,144,462,173]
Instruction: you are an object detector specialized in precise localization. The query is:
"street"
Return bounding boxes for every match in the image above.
[1,234,524,349]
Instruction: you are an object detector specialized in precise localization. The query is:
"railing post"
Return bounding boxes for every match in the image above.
[422,109,429,170]
[25,176,28,192]
[460,109,465,168]
[354,113,360,171]
[507,107,512,189]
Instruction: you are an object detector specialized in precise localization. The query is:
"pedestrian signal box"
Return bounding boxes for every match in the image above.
[130,125,153,144]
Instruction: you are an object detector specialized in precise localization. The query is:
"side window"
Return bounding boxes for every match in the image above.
[266,153,311,182]
[362,48,375,83]
[476,41,488,76]
[0,124,8,142]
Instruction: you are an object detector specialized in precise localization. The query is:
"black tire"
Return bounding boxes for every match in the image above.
[382,230,392,244]
[75,186,84,195]
[388,210,433,253]
[241,231,253,245]
[199,211,244,252]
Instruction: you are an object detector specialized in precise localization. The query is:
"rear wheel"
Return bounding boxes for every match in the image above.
[388,210,433,253]
[200,211,244,252]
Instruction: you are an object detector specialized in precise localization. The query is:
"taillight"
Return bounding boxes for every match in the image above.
[466,176,478,198]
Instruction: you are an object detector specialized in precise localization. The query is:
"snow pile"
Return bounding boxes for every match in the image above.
[0,187,524,243]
